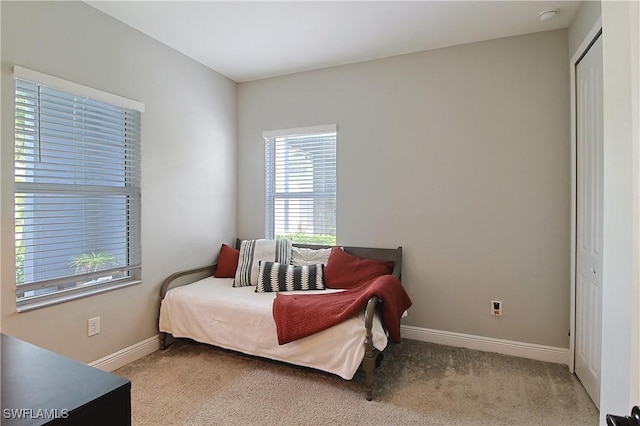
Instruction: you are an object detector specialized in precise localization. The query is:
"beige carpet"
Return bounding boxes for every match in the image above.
[114,339,598,425]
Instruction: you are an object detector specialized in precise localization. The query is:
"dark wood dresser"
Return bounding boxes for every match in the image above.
[1,333,131,425]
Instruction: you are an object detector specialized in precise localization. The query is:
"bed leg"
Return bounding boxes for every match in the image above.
[363,295,379,401]
[160,332,168,350]
[363,350,375,401]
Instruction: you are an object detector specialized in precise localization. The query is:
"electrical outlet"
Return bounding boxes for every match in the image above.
[88,317,100,336]
[491,301,502,317]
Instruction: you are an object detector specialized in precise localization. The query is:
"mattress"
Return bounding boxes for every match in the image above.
[159,277,388,380]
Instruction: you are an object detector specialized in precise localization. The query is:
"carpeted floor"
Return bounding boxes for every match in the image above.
[114,339,598,425]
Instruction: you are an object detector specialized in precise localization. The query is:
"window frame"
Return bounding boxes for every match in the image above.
[13,66,144,312]
[263,124,337,245]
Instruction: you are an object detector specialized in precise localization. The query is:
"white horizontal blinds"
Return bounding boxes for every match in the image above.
[265,125,336,244]
[14,76,141,301]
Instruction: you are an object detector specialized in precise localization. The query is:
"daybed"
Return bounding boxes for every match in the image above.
[158,239,410,400]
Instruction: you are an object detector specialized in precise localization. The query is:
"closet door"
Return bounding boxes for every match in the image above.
[575,32,603,409]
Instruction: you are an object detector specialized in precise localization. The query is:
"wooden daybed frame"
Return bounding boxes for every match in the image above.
[158,239,403,400]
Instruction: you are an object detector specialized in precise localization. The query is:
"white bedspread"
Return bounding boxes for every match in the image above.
[159,277,388,380]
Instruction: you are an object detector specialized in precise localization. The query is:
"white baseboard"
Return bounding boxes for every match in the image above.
[401,325,569,365]
[88,329,568,372]
[89,334,161,372]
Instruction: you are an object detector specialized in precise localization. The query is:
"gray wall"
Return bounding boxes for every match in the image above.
[238,30,571,348]
[568,0,601,58]
[0,1,237,362]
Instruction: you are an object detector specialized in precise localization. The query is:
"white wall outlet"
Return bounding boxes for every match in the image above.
[491,301,502,316]
[88,316,100,336]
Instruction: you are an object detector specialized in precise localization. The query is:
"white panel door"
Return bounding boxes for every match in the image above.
[575,32,603,409]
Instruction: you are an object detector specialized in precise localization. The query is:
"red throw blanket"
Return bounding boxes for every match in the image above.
[273,274,412,345]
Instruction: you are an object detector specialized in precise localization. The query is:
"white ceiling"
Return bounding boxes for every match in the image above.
[86,1,580,83]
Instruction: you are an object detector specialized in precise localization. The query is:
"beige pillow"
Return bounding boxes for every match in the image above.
[291,246,332,266]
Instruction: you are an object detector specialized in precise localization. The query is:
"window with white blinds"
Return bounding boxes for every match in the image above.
[264,125,336,245]
[14,66,143,311]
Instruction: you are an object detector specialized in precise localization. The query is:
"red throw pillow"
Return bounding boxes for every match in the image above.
[214,243,240,278]
[324,247,394,289]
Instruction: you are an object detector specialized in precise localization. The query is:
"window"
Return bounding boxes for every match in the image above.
[264,125,336,245]
[14,66,144,311]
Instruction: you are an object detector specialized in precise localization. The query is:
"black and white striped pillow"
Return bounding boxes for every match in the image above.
[256,261,325,292]
[233,239,292,287]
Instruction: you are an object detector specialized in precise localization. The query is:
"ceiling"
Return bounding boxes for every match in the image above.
[86,1,580,83]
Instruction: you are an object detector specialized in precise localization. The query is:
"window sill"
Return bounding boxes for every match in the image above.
[16,279,142,313]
